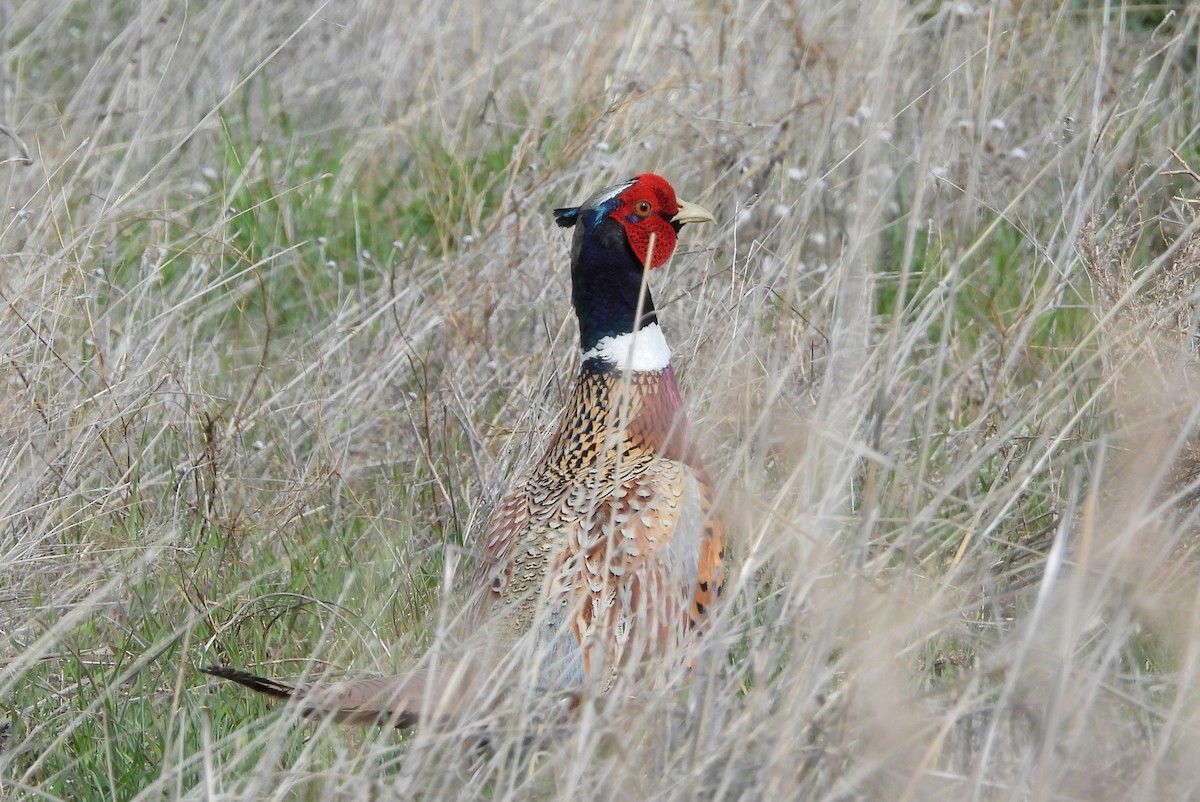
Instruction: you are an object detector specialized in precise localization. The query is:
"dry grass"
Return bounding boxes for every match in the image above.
[2,0,1200,798]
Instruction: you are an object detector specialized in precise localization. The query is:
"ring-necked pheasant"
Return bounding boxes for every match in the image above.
[202,173,723,728]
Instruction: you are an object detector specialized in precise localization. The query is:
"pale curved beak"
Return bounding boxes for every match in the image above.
[672,198,716,226]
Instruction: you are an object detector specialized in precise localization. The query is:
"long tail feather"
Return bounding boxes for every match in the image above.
[200,665,297,700]
[200,663,473,729]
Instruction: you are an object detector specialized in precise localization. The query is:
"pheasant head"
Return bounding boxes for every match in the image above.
[554,173,714,372]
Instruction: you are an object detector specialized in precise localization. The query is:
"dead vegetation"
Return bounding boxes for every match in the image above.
[1,1,1199,799]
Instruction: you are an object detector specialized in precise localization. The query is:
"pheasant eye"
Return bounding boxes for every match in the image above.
[633,200,653,217]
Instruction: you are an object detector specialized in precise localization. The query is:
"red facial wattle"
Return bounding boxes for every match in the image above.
[608,174,682,269]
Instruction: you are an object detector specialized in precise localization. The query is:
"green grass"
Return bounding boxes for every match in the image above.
[3,0,1200,799]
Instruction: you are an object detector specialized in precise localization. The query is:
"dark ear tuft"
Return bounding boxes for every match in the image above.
[553,207,580,228]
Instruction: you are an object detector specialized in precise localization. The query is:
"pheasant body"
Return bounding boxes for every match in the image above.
[203,173,722,726]
[472,360,722,687]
